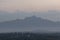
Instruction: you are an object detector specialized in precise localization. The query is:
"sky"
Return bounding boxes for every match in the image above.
[0,0,60,22]
[0,0,60,12]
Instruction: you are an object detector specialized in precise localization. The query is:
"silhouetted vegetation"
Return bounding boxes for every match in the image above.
[0,32,60,40]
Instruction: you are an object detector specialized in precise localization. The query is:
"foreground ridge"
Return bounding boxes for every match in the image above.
[0,32,60,40]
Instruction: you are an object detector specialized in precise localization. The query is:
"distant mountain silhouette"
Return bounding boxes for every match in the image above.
[0,16,60,27]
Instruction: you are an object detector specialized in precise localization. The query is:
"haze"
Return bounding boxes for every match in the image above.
[0,0,60,11]
[0,0,60,22]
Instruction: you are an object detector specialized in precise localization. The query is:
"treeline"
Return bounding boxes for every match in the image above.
[0,32,60,40]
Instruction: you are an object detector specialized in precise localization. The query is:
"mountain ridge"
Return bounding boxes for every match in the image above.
[0,16,60,27]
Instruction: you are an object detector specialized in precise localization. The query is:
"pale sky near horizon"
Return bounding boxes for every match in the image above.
[0,0,60,12]
[0,0,60,22]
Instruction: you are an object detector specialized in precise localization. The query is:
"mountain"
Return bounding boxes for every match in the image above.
[0,10,60,22]
[0,16,60,28]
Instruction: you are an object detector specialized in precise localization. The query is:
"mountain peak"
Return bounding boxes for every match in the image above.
[24,16,38,20]
[0,16,60,27]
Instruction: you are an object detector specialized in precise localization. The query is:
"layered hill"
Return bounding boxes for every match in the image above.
[0,16,60,27]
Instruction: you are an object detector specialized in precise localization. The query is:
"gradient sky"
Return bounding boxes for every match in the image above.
[0,0,60,22]
[0,0,60,12]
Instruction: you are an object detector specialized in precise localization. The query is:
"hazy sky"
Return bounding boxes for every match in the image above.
[0,0,60,12]
[0,0,60,22]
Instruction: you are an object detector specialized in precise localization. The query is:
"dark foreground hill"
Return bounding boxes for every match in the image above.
[0,16,60,27]
[0,32,60,40]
